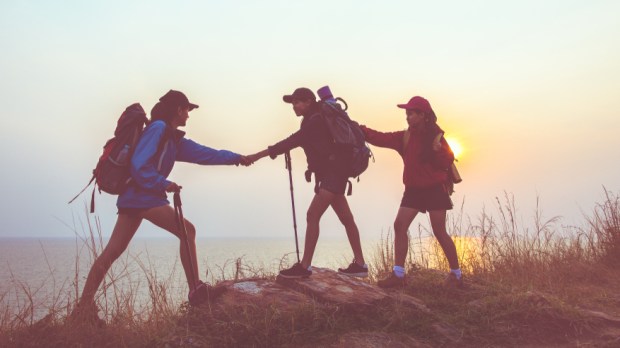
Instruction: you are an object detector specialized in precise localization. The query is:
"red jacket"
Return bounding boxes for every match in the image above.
[361,125,454,189]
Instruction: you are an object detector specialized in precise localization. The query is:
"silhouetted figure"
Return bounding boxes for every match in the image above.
[72,90,251,324]
[361,96,463,288]
[248,87,368,279]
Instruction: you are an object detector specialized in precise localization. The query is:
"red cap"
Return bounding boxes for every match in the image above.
[397,96,433,113]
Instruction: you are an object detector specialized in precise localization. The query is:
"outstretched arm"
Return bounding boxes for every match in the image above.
[360,125,404,152]
[176,138,242,165]
[247,149,269,164]
[247,129,304,164]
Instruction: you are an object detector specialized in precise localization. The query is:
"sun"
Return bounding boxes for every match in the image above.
[445,136,464,159]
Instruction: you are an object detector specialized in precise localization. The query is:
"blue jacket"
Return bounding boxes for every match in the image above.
[117,120,241,209]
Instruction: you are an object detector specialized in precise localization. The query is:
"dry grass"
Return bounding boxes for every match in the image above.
[2,190,620,347]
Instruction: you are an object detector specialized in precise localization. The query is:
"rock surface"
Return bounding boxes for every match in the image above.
[215,267,457,343]
[275,267,388,308]
[219,278,311,308]
[219,268,434,315]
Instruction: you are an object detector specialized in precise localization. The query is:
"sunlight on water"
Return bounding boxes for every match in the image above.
[0,235,472,320]
[0,237,381,320]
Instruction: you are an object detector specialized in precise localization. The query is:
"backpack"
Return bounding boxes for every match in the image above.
[319,100,371,177]
[402,129,462,195]
[69,103,151,212]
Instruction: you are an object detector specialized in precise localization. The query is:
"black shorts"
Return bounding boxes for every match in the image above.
[400,184,453,213]
[117,207,148,217]
[315,172,349,195]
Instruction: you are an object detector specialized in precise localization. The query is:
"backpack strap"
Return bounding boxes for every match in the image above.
[90,184,97,213]
[401,129,411,154]
[68,175,96,204]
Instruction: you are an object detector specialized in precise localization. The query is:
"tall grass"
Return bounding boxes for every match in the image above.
[1,189,619,346]
[372,189,620,290]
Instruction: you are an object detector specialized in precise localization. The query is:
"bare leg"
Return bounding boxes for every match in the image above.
[330,195,365,265]
[428,210,459,270]
[300,189,334,269]
[142,205,200,289]
[78,214,142,308]
[393,207,418,267]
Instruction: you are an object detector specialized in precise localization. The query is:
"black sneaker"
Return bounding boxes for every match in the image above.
[377,272,406,288]
[68,303,106,328]
[279,262,312,279]
[188,281,227,306]
[338,261,368,278]
[444,273,464,289]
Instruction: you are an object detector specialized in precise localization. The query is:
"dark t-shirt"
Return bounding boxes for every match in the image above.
[268,107,345,176]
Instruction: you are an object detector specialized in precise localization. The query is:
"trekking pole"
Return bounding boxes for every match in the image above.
[284,151,301,263]
[173,189,198,291]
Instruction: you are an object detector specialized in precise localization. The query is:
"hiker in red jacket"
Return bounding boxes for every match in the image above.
[361,96,463,288]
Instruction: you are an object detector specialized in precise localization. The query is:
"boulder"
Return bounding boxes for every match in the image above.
[219,278,310,309]
[276,267,387,308]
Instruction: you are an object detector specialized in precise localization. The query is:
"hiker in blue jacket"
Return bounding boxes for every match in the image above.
[248,87,368,279]
[74,90,251,323]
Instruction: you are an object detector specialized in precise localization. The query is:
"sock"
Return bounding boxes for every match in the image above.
[393,265,405,278]
[307,265,312,271]
[451,268,462,280]
[354,259,368,269]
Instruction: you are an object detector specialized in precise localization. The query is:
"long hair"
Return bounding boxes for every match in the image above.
[419,110,443,163]
[149,101,177,125]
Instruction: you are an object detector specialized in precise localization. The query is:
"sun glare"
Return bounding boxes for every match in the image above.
[445,137,463,159]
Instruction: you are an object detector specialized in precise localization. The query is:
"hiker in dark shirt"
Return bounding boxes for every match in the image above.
[361,96,463,288]
[248,87,368,278]
[72,90,252,324]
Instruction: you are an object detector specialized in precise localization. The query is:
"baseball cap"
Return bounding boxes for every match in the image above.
[283,87,316,103]
[397,96,433,114]
[159,90,199,110]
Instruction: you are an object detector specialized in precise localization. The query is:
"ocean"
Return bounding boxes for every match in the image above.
[0,236,389,320]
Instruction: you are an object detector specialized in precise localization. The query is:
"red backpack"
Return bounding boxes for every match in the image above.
[69,103,148,212]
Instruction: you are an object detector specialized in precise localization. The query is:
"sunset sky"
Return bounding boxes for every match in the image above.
[1,1,618,240]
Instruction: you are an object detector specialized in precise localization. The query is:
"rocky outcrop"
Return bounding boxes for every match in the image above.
[219,268,430,313]
[216,267,457,344]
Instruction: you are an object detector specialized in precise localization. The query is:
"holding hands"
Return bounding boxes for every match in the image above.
[238,155,253,166]
[238,149,269,167]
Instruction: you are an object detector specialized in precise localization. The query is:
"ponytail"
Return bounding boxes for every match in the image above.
[149,101,176,125]
[420,111,442,163]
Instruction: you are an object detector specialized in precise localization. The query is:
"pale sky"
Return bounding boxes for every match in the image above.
[1,1,618,239]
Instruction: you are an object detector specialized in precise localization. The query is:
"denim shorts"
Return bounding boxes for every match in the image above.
[117,207,149,217]
[400,184,453,213]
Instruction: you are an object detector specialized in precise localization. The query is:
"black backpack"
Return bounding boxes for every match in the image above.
[316,98,372,195]
[69,103,151,212]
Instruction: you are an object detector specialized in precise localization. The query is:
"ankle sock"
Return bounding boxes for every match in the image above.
[393,265,405,278]
[354,259,368,269]
[451,268,462,280]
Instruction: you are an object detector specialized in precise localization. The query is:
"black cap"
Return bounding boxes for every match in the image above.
[159,90,199,110]
[283,87,316,103]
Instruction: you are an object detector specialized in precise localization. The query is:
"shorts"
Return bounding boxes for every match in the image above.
[117,207,149,217]
[315,172,349,195]
[400,184,453,213]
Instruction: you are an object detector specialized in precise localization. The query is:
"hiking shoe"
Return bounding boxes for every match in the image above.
[444,273,464,289]
[188,281,227,306]
[377,272,406,288]
[279,262,312,279]
[338,261,368,278]
[68,303,105,327]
